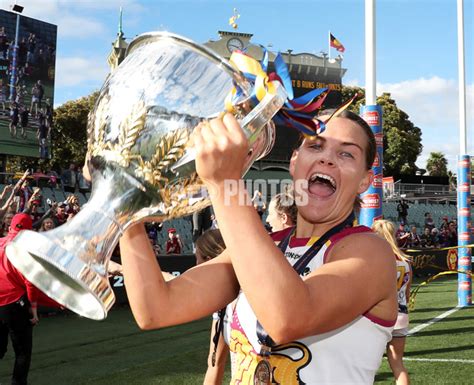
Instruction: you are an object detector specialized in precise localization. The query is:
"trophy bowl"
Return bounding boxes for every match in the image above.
[6,32,286,320]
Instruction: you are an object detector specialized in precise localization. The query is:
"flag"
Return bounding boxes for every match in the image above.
[330,33,345,53]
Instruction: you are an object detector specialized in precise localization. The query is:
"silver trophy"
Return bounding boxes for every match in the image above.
[6,32,286,320]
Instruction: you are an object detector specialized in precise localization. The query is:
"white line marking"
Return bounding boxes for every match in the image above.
[407,307,462,335]
[403,357,474,363]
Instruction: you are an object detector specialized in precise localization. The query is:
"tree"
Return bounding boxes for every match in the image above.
[426,151,448,176]
[51,91,99,171]
[341,86,423,176]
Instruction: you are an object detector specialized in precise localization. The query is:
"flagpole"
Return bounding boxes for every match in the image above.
[328,30,331,59]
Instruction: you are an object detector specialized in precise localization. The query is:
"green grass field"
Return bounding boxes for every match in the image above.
[1,276,473,384]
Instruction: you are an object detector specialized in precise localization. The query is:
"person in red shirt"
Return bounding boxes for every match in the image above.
[166,228,183,255]
[0,213,39,385]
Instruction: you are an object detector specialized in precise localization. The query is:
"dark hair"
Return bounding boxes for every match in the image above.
[272,192,298,225]
[317,109,376,170]
[195,229,226,261]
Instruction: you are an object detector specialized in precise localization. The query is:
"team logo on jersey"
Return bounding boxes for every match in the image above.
[229,322,312,385]
[268,342,312,385]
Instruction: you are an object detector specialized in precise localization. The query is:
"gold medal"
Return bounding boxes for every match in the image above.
[254,358,272,385]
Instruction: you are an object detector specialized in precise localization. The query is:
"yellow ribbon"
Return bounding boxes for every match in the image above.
[409,269,473,311]
[225,51,278,113]
[405,243,474,253]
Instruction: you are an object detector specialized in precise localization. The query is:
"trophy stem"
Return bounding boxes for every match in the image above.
[5,170,139,320]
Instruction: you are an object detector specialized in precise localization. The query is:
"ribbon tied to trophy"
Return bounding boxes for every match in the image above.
[225,48,358,138]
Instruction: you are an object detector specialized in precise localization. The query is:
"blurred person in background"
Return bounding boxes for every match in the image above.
[372,219,412,385]
[407,226,421,249]
[61,163,77,194]
[195,229,234,385]
[38,217,55,232]
[165,228,183,255]
[420,227,435,249]
[251,189,266,220]
[395,223,410,249]
[423,213,435,232]
[265,192,297,232]
[0,214,38,385]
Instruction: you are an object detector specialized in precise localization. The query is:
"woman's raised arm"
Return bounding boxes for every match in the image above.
[120,222,239,330]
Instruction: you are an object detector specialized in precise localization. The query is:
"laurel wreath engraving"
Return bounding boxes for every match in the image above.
[88,97,211,219]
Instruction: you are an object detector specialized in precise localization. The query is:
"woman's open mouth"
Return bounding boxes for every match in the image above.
[308,172,337,198]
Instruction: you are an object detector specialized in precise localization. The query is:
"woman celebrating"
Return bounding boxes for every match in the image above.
[372,219,412,385]
[120,110,397,384]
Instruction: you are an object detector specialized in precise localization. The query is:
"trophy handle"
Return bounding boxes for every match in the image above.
[170,83,287,176]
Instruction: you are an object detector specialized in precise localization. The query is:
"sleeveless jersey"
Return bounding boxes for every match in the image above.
[395,257,411,315]
[228,226,395,385]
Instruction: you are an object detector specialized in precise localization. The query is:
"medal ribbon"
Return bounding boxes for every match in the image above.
[256,211,356,350]
[225,48,357,138]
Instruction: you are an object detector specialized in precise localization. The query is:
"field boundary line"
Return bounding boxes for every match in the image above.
[407,307,461,335]
[403,357,474,363]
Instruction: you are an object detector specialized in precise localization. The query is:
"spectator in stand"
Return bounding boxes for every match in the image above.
[23,188,43,223]
[77,170,91,198]
[0,172,30,224]
[0,211,14,237]
[407,226,421,249]
[396,199,409,225]
[251,189,267,219]
[447,221,458,247]
[440,216,449,232]
[146,223,158,245]
[420,227,435,248]
[45,168,59,189]
[396,223,410,249]
[61,163,77,193]
[53,202,68,226]
[38,217,55,232]
[424,212,435,232]
[431,228,441,248]
[165,228,183,255]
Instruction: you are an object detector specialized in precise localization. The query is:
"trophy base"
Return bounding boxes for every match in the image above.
[6,230,115,320]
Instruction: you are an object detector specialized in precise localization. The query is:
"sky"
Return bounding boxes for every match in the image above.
[0,0,472,172]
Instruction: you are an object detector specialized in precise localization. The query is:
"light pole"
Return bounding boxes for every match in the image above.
[9,3,24,103]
